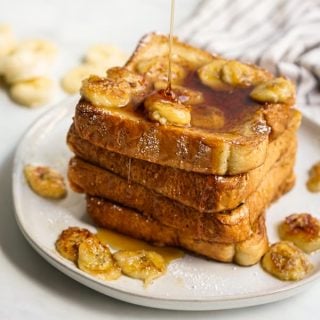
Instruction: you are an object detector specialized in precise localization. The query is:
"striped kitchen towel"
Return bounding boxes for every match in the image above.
[177,0,320,124]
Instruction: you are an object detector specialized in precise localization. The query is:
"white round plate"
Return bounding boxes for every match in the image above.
[13,97,320,311]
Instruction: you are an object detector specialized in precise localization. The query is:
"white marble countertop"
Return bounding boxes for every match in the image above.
[0,0,319,319]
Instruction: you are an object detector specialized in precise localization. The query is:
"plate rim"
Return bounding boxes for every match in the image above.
[11,98,320,310]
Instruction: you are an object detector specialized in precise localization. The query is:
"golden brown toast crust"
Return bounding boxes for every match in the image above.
[68,144,296,243]
[73,33,295,175]
[68,110,300,212]
[74,99,269,175]
[87,197,268,266]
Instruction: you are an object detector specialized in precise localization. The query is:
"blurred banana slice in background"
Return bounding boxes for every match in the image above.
[10,77,55,107]
[0,26,128,105]
[2,39,57,83]
[84,44,128,69]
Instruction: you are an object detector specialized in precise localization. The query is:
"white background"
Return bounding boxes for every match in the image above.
[0,0,319,319]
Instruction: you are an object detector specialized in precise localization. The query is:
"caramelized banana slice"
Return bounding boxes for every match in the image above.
[154,81,204,105]
[24,165,67,199]
[81,75,131,108]
[221,60,270,87]
[250,77,295,104]
[144,91,191,126]
[78,236,121,280]
[113,250,166,286]
[279,214,320,253]
[261,241,313,281]
[307,161,320,193]
[136,57,187,84]
[197,59,228,90]
[56,227,92,262]
[107,67,149,97]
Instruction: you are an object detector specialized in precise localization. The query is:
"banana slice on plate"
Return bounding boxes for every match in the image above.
[61,64,103,94]
[84,44,128,69]
[261,241,313,281]
[78,236,121,281]
[279,213,320,253]
[113,250,166,286]
[2,39,57,83]
[56,227,92,262]
[24,164,67,199]
[10,77,55,107]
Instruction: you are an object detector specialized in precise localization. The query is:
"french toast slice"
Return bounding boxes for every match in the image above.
[73,33,295,175]
[87,197,268,266]
[67,110,301,212]
[68,145,296,243]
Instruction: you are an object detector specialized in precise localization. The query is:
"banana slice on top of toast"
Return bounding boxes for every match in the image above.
[144,90,191,127]
[197,58,228,90]
[107,66,150,98]
[81,75,132,108]
[198,58,271,89]
[279,213,320,253]
[221,60,271,87]
[250,77,295,104]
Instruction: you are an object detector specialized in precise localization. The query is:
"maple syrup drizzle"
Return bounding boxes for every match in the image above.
[166,0,175,93]
[96,229,184,264]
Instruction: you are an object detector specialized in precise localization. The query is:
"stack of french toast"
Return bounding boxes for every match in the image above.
[67,33,301,266]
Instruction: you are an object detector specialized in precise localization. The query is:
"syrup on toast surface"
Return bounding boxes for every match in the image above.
[74,33,296,175]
